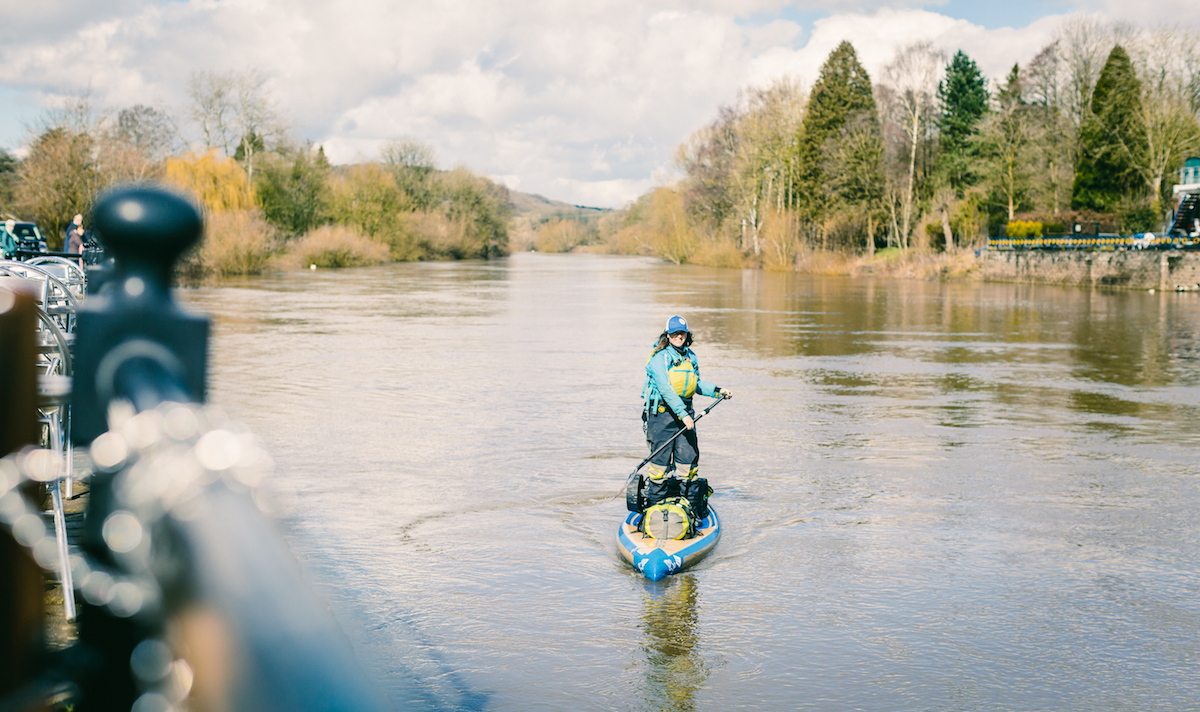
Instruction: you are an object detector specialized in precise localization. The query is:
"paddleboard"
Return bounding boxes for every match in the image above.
[617,506,720,581]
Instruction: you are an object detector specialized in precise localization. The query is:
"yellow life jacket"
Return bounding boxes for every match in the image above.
[646,347,698,400]
[667,354,698,399]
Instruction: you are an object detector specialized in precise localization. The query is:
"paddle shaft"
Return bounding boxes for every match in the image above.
[622,395,726,490]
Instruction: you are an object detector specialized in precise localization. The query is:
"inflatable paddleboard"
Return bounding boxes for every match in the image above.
[617,506,720,581]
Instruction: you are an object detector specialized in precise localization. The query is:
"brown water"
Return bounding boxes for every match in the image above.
[181,253,1200,711]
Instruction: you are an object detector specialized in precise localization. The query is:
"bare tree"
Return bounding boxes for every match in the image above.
[189,71,236,156]
[189,69,285,182]
[882,40,944,250]
[116,104,179,161]
[1130,28,1200,218]
[1024,44,1074,214]
[16,94,163,244]
[381,138,437,170]
[732,79,806,256]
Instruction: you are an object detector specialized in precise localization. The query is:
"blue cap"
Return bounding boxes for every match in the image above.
[665,315,690,334]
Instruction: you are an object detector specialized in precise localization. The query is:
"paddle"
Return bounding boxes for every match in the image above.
[614,394,729,500]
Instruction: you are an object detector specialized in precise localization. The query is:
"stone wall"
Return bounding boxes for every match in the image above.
[980,250,1200,290]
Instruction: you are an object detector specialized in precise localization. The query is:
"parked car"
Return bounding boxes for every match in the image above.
[1,221,49,256]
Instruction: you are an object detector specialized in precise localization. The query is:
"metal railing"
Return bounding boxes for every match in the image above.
[988,233,1200,251]
[0,255,83,624]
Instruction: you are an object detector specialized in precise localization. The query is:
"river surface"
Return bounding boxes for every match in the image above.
[180,253,1200,712]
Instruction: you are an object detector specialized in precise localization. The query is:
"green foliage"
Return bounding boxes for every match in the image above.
[233,131,265,163]
[937,51,989,192]
[1072,45,1147,212]
[795,41,879,220]
[432,168,511,258]
[825,114,885,219]
[254,144,330,237]
[950,192,987,243]
[320,163,411,240]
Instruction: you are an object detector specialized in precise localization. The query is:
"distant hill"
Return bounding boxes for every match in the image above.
[508,190,612,220]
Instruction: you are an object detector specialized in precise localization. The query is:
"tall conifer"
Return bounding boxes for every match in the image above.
[1071,45,1147,212]
[794,41,880,220]
[936,51,989,192]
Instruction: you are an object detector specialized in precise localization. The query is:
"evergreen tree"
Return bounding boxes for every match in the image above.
[1071,45,1147,212]
[936,50,989,192]
[794,41,879,221]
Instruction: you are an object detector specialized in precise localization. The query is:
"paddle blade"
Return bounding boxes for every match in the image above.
[625,472,644,512]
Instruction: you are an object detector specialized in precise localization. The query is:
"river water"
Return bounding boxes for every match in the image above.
[180,253,1200,712]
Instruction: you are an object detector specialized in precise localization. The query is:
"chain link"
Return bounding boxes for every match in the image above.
[1,401,277,711]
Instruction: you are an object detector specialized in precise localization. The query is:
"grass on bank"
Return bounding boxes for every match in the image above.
[514,185,988,281]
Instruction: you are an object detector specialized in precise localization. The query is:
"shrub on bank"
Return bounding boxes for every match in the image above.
[283,225,390,268]
[405,210,480,259]
[175,208,277,284]
[534,218,589,253]
[690,238,745,268]
[1005,220,1044,238]
[760,210,803,271]
[643,188,699,264]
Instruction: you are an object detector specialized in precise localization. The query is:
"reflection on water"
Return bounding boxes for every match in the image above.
[640,576,708,712]
[180,254,1200,711]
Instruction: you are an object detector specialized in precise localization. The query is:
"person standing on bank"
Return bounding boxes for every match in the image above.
[67,226,85,268]
[65,214,83,248]
[641,315,731,508]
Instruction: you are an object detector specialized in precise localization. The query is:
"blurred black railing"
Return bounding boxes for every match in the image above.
[1,186,391,712]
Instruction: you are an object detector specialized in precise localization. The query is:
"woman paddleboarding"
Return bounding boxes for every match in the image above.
[618,315,731,580]
[640,315,732,510]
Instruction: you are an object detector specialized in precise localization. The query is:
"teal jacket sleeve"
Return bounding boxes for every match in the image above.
[647,350,691,418]
[697,378,717,398]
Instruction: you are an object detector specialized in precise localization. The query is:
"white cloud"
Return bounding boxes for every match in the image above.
[746,8,1069,91]
[0,1,1181,207]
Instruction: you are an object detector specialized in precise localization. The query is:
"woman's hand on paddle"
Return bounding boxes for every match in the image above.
[717,388,733,399]
[683,415,695,430]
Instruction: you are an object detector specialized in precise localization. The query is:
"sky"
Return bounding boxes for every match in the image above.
[0,0,1195,208]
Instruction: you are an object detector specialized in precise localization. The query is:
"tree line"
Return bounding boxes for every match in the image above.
[1,69,511,279]
[590,19,1200,270]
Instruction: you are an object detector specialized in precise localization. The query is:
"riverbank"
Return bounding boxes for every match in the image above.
[579,246,1200,290]
[979,249,1200,290]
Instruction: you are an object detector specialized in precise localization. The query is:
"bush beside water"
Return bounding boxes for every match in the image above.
[177,209,277,283]
[283,225,390,268]
[154,150,513,283]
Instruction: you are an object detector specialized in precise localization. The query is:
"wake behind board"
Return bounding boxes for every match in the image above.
[617,506,721,581]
